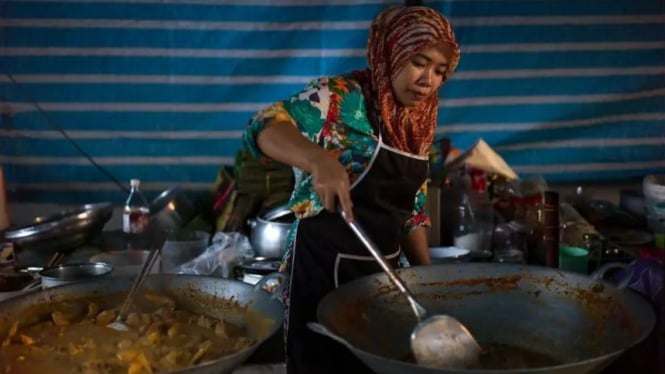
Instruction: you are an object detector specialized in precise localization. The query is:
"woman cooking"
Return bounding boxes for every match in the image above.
[243,5,460,373]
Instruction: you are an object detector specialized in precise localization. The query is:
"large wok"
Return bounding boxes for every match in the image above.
[310,263,656,374]
[0,273,286,374]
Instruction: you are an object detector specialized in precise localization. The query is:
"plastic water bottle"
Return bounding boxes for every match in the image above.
[122,179,150,249]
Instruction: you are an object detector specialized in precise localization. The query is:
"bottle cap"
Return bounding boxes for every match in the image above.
[130,179,140,188]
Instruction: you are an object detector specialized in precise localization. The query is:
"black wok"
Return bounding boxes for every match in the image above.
[311,263,655,374]
[0,272,286,374]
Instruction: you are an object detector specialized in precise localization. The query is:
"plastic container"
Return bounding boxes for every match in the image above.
[160,230,210,273]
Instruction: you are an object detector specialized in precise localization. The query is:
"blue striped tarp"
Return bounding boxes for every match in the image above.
[1,0,664,204]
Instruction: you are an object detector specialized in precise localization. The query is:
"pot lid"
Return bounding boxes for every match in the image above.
[260,205,294,222]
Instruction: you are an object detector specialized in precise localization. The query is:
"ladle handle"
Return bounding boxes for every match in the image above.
[340,211,427,321]
[116,243,161,320]
[307,322,355,350]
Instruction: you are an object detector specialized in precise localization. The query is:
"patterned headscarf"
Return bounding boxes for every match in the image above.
[353,6,460,156]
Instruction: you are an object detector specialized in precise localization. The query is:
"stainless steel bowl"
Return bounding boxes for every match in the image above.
[39,262,113,288]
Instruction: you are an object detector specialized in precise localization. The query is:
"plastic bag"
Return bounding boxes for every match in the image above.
[174,231,254,278]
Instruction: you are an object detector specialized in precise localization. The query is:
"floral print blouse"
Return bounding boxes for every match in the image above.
[243,76,431,261]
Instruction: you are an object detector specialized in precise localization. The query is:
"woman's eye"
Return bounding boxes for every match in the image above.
[412,60,426,68]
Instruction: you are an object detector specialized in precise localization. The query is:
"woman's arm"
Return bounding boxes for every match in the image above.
[257,122,354,219]
[401,226,431,266]
[256,122,329,175]
[401,180,432,265]
[243,78,356,218]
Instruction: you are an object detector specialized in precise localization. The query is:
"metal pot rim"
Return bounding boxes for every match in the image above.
[39,262,114,280]
[253,216,294,227]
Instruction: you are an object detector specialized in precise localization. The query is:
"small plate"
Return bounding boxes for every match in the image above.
[429,247,472,264]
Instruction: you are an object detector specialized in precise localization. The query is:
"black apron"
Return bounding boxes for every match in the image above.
[285,135,429,374]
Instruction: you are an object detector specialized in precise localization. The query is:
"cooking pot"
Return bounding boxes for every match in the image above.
[310,263,655,374]
[247,205,294,259]
[0,272,287,374]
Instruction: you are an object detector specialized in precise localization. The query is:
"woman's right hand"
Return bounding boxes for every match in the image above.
[310,154,354,221]
[256,121,354,220]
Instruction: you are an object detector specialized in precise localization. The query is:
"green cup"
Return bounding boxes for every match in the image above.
[559,246,589,274]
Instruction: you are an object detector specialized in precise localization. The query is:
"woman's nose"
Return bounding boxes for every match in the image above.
[418,69,434,87]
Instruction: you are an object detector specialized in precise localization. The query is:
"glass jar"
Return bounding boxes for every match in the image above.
[453,201,493,261]
[492,222,526,264]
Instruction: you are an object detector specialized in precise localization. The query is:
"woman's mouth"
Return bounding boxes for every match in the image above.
[410,91,428,101]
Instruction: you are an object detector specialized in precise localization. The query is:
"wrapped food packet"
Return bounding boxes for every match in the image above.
[445,139,518,180]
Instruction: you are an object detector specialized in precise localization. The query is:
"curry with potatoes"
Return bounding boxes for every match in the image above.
[0,292,259,374]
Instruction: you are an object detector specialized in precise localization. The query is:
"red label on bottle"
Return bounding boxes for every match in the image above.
[469,168,488,194]
[123,212,149,234]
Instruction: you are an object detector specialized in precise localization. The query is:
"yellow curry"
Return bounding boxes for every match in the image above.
[0,292,258,374]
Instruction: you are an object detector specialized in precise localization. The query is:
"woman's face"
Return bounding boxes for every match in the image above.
[391,44,454,107]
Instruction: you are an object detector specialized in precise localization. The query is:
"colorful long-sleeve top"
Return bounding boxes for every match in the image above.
[243,75,431,265]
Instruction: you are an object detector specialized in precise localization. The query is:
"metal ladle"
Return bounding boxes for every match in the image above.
[340,210,482,369]
[107,238,163,331]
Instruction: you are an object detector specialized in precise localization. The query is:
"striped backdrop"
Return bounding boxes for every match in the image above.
[1,0,664,204]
